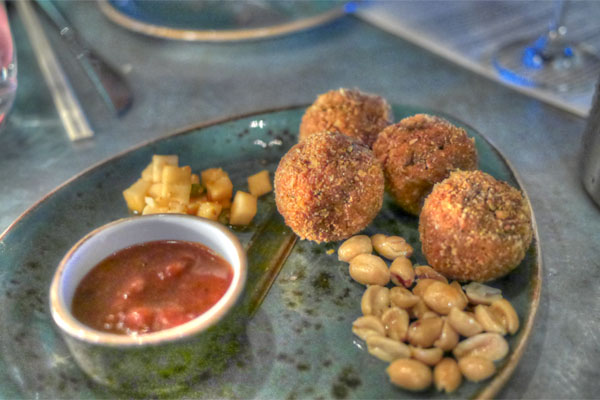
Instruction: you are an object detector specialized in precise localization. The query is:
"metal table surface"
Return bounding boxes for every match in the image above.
[1,3,598,399]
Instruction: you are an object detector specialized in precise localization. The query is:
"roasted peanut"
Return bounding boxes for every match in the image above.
[464,282,503,305]
[458,355,496,382]
[390,286,420,309]
[338,235,372,262]
[490,299,519,335]
[410,299,433,320]
[414,265,448,283]
[352,315,385,341]
[450,280,469,305]
[381,307,410,342]
[433,318,459,351]
[407,317,443,348]
[474,305,507,334]
[413,279,438,298]
[348,233,517,393]
[423,281,468,315]
[410,346,444,366]
[389,257,415,288]
[367,335,411,362]
[420,311,440,320]
[387,359,432,391]
[371,234,414,260]
[349,254,390,286]
[447,307,483,337]
[361,285,390,317]
[434,358,462,393]
[453,333,509,361]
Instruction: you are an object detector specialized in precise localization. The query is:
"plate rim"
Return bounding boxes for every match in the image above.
[97,0,348,42]
[0,104,542,399]
[475,172,542,399]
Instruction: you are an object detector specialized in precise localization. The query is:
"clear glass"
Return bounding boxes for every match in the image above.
[0,2,16,127]
[493,0,600,92]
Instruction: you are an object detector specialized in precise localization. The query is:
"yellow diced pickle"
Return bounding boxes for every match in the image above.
[190,183,204,198]
[186,197,204,215]
[152,155,178,183]
[201,168,228,186]
[197,202,223,221]
[162,165,191,185]
[248,170,273,197]
[206,175,233,201]
[142,203,169,215]
[165,201,186,214]
[123,179,152,213]
[147,182,162,198]
[141,162,154,182]
[161,184,191,204]
[229,191,257,225]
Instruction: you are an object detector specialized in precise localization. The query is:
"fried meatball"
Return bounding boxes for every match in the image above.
[274,131,384,243]
[373,114,478,215]
[419,170,533,282]
[299,88,393,148]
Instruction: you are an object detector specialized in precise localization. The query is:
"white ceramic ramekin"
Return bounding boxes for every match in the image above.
[49,214,247,394]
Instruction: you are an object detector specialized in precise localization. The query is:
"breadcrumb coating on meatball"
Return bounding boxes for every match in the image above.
[275,131,384,243]
[373,114,478,215]
[419,170,533,282]
[299,88,393,148]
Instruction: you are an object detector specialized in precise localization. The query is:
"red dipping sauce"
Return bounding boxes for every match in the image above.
[72,240,233,335]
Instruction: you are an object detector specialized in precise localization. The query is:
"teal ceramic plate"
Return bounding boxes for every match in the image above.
[98,0,352,42]
[0,105,541,399]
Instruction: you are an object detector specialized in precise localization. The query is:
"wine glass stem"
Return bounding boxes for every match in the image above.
[549,0,567,35]
[529,0,572,65]
[493,0,600,91]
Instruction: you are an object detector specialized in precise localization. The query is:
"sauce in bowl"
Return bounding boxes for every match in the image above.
[72,240,233,335]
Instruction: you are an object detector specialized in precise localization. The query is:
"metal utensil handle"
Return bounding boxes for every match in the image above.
[34,0,132,115]
[16,1,93,141]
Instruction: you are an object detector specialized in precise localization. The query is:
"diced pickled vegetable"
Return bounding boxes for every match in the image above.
[161,184,191,204]
[125,156,258,222]
[152,155,178,183]
[229,191,257,225]
[123,179,152,214]
[142,203,168,215]
[161,165,192,203]
[201,168,227,186]
[248,170,273,197]
[186,197,204,215]
[190,183,204,198]
[162,165,191,185]
[147,182,162,198]
[206,175,233,201]
[141,162,154,182]
[198,202,223,221]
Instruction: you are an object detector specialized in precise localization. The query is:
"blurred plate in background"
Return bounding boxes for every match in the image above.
[98,0,352,41]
